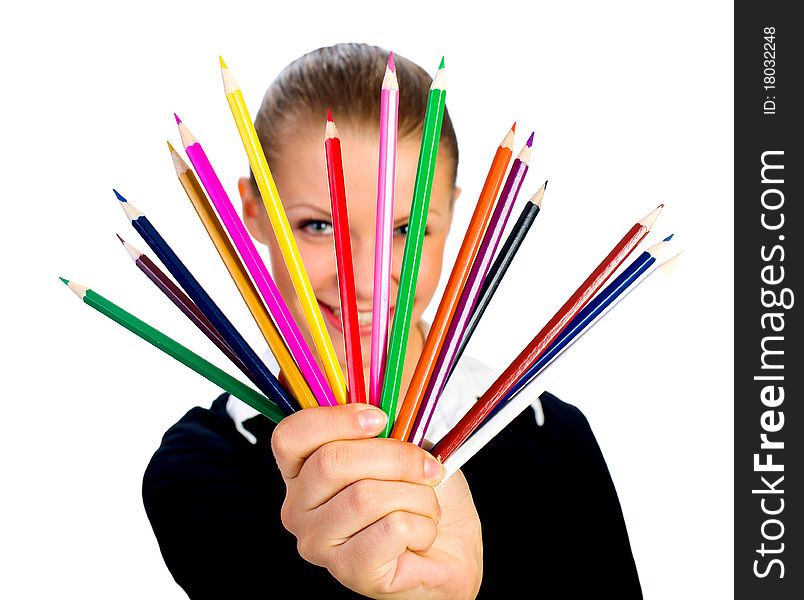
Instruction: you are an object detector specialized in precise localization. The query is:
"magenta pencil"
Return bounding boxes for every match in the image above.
[176,115,337,407]
[410,133,535,446]
[369,52,399,407]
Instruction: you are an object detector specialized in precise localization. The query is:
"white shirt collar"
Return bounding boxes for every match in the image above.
[225,322,541,444]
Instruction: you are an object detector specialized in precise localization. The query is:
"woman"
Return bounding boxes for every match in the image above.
[143,43,642,599]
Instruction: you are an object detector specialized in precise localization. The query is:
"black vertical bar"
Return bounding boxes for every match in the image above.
[735,3,802,598]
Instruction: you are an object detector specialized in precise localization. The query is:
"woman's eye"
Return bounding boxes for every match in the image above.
[300,220,333,235]
[394,223,429,237]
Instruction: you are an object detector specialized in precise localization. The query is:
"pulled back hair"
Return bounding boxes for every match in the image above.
[252,42,459,186]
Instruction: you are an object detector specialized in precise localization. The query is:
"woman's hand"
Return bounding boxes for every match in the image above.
[271,403,483,599]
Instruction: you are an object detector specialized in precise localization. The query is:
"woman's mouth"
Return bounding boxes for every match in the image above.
[319,302,377,337]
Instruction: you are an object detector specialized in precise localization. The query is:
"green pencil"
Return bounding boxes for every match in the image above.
[379,58,447,436]
[60,277,283,424]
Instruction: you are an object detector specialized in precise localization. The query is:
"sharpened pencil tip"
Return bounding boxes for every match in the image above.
[544,180,548,190]
[174,113,182,124]
[115,233,124,244]
[113,189,126,203]
[388,51,395,72]
[219,55,227,69]
[59,277,69,285]
[526,132,534,147]
[327,109,333,122]
[511,122,516,133]
[166,140,176,153]
[663,233,674,241]
[439,56,445,69]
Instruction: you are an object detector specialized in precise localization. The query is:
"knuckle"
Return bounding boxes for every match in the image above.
[314,442,347,482]
[347,479,377,515]
[270,420,293,461]
[279,498,297,533]
[383,511,412,539]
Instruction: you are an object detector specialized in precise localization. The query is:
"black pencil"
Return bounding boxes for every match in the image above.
[446,181,546,382]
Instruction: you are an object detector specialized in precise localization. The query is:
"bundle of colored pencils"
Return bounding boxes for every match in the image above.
[61,52,680,474]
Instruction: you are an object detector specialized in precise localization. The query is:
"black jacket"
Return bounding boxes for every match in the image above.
[143,392,642,598]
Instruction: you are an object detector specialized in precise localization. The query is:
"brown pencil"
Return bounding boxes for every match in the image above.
[117,235,257,383]
[168,142,318,409]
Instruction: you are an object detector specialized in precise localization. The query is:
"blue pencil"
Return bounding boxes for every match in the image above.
[497,235,676,411]
[115,190,297,416]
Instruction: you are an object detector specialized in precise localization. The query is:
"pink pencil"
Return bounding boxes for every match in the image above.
[176,115,337,407]
[369,52,399,407]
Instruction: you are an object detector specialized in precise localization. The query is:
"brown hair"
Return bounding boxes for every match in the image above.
[251,42,459,187]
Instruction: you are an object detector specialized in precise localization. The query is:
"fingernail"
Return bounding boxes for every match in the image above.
[424,456,444,482]
[358,408,387,431]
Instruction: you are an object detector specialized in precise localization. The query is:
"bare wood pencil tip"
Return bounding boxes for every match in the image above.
[657,250,683,274]
[639,204,664,230]
[176,118,196,147]
[62,278,88,298]
[325,115,337,139]
[116,234,141,260]
[431,60,446,90]
[529,181,547,207]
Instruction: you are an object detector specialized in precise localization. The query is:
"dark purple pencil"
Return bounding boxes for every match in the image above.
[117,235,258,384]
[410,133,536,446]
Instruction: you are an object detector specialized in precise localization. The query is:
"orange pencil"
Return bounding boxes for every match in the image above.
[391,123,516,440]
[325,112,367,403]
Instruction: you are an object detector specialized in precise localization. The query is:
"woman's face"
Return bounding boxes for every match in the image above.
[240,120,458,373]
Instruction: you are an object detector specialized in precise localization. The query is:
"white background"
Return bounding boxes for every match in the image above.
[1,1,733,598]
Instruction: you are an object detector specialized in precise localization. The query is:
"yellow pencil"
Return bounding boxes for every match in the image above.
[168,142,318,409]
[220,57,347,405]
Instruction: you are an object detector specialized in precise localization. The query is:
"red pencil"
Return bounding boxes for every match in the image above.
[430,203,664,462]
[325,112,367,404]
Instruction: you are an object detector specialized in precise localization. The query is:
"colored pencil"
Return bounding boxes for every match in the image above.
[114,190,297,416]
[446,182,546,384]
[392,122,516,441]
[440,245,684,462]
[116,234,257,383]
[438,368,557,482]
[325,112,367,404]
[369,52,399,408]
[503,237,678,403]
[167,141,319,409]
[430,203,664,462]
[379,58,447,437]
[409,136,535,446]
[60,278,284,424]
[175,120,334,408]
[220,56,347,405]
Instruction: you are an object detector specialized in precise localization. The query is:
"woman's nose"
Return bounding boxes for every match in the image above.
[349,235,376,306]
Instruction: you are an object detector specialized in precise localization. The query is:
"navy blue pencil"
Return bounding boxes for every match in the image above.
[115,190,297,415]
[491,235,676,417]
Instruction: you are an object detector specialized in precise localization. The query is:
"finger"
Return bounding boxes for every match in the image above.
[329,511,439,590]
[309,480,440,544]
[271,403,388,480]
[295,437,445,509]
